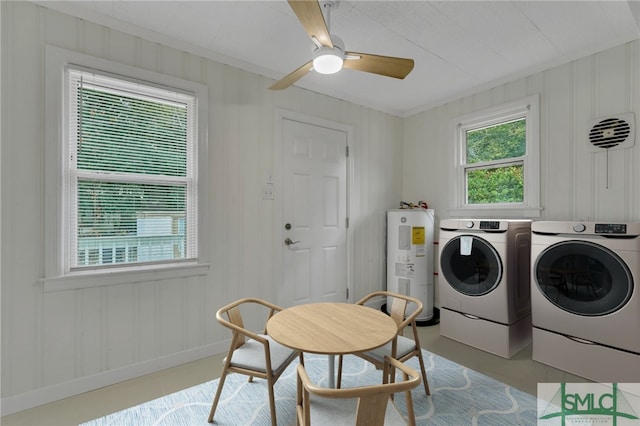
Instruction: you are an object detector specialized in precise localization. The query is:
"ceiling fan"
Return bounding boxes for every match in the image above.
[269,0,415,90]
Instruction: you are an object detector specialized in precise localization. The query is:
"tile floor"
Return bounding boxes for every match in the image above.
[1,321,588,426]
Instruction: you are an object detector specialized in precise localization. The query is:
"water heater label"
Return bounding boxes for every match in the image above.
[395,261,415,278]
[398,225,411,250]
[412,227,425,244]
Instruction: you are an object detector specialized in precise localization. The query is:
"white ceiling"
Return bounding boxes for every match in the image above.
[41,1,640,116]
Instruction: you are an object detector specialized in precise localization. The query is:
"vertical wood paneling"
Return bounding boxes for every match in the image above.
[631,42,640,220]
[222,66,243,302]
[135,37,158,71]
[78,20,105,59]
[157,281,183,356]
[593,46,632,220]
[572,56,595,220]
[42,292,76,386]
[257,79,276,301]
[110,24,136,64]
[505,78,527,102]
[544,65,574,220]
[105,286,135,369]
[43,8,77,48]
[3,1,44,396]
[206,60,229,316]
[624,42,637,219]
[136,282,159,361]
[79,287,103,377]
[239,70,262,299]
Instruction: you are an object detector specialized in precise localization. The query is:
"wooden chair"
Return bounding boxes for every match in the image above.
[208,298,303,426]
[337,291,430,396]
[296,355,420,426]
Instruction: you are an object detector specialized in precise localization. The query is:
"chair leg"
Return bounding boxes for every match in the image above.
[267,378,278,426]
[336,355,343,388]
[415,352,430,395]
[208,370,229,423]
[402,370,417,426]
[405,388,416,426]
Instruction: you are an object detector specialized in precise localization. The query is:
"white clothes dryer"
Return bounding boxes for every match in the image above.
[438,219,532,358]
[530,221,640,382]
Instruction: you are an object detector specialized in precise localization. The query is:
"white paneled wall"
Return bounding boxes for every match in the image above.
[403,40,640,224]
[0,2,402,413]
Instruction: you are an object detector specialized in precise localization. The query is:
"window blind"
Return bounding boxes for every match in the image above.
[67,68,198,270]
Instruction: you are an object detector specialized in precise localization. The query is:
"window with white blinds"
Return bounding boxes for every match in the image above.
[66,68,198,271]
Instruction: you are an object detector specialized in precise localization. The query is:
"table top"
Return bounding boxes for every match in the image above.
[266,302,398,355]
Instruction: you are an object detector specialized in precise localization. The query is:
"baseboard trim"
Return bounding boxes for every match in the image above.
[1,341,227,416]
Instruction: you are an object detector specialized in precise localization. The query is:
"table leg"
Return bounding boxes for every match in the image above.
[327,354,335,388]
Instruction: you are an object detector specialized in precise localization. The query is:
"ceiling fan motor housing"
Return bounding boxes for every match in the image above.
[588,112,635,151]
[312,35,345,74]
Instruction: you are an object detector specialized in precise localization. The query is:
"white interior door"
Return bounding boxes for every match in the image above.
[280,117,348,306]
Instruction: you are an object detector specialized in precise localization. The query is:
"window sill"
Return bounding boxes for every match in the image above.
[448,206,542,219]
[41,262,210,292]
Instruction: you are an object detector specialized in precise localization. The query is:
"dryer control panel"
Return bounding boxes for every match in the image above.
[479,221,500,230]
[595,223,627,234]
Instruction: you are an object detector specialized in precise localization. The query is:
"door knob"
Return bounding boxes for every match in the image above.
[284,237,300,246]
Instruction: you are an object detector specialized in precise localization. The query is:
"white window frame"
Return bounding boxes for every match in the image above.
[44,46,209,291]
[449,94,541,218]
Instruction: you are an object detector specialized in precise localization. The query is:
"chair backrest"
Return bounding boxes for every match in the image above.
[224,305,246,348]
[297,356,420,426]
[357,291,423,337]
[216,298,280,349]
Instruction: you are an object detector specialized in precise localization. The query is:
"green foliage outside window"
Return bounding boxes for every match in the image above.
[467,165,524,204]
[466,119,525,163]
[465,119,526,204]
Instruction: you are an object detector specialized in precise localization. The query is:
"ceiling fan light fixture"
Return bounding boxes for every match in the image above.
[312,46,344,74]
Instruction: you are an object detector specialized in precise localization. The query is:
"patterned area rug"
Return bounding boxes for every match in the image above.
[82,350,537,425]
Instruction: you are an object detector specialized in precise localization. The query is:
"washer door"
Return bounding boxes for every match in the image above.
[534,240,633,316]
[440,235,502,296]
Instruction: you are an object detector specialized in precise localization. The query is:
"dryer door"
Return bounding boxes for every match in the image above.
[534,240,633,316]
[440,235,502,296]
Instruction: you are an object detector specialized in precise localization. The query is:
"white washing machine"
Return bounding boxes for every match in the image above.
[531,221,640,382]
[438,219,532,358]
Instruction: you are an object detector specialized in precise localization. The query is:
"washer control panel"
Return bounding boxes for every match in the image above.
[479,221,500,230]
[594,223,627,234]
[460,220,502,230]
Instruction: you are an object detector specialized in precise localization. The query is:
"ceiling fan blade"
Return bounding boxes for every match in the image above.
[288,0,333,48]
[269,60,314,90]
[343,52,415,79]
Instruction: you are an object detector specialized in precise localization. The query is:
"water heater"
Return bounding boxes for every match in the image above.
[386,209,435,322]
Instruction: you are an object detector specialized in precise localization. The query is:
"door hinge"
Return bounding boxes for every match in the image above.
[346,145,349,157]
[346,288,349,300]
[345,217,349,228]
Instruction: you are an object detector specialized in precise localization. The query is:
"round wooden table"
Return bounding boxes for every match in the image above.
[267,302,397,387]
